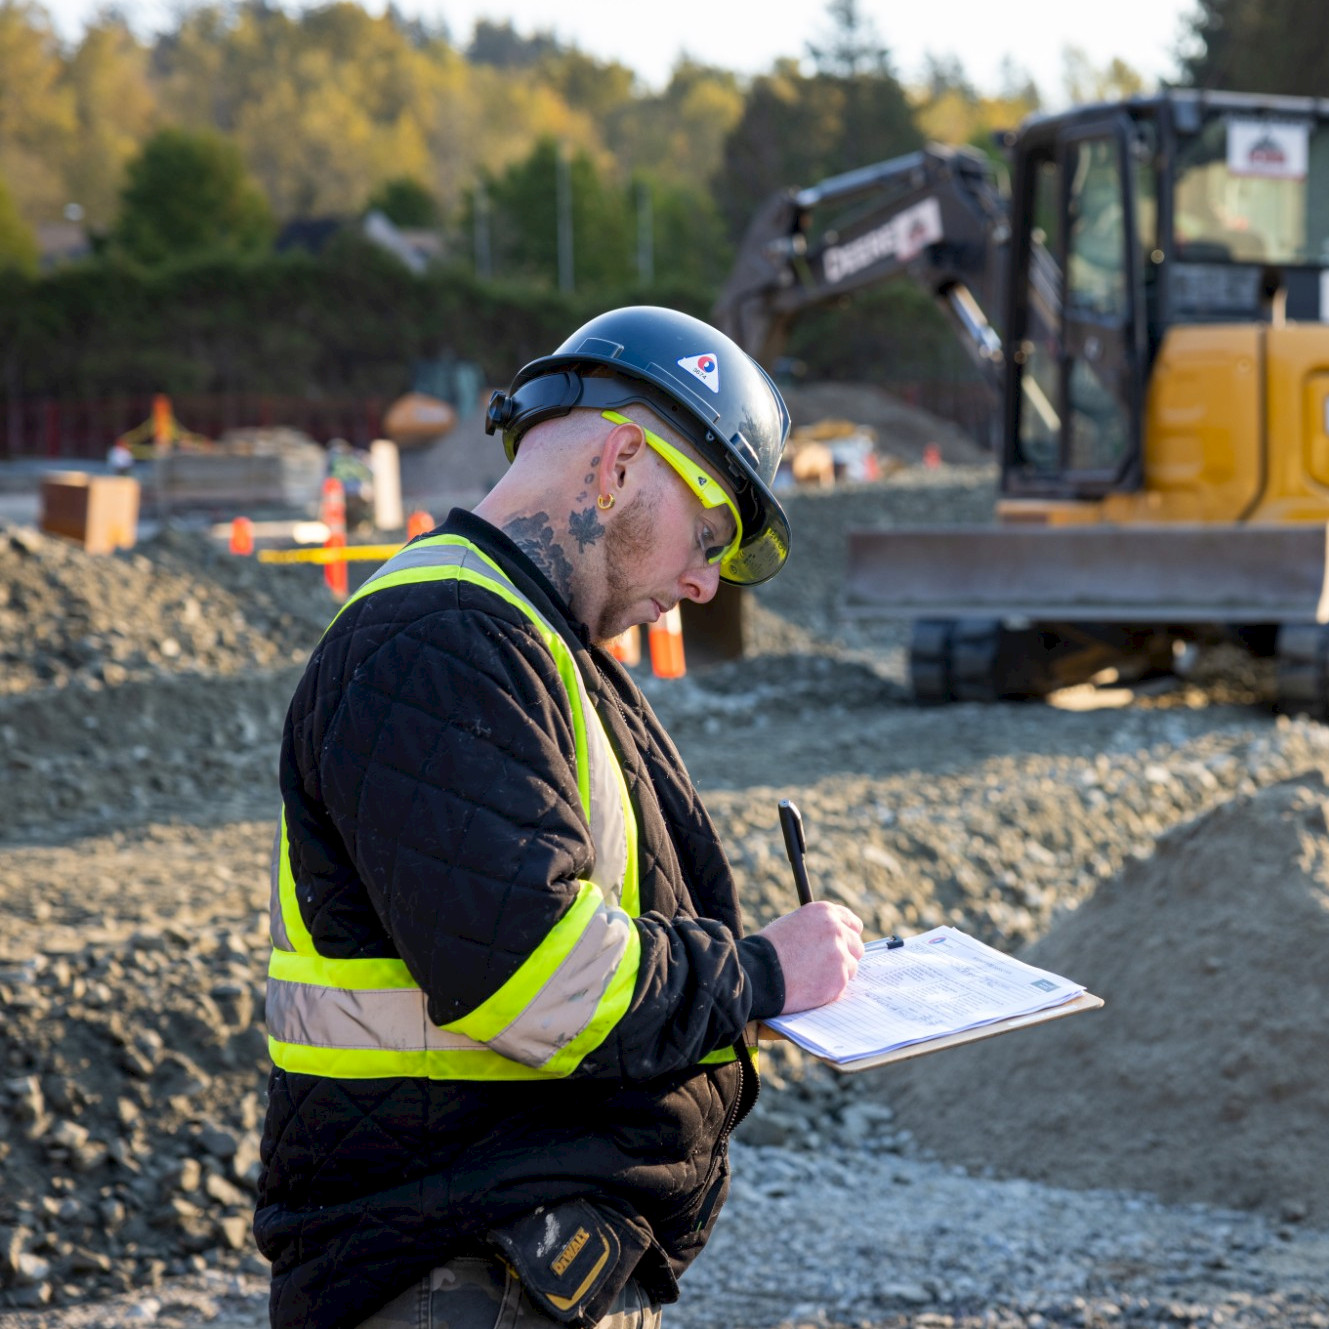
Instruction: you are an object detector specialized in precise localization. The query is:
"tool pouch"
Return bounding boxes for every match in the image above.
[488,1197,651,1326]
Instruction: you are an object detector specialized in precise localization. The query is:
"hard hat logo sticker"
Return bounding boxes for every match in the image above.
[678,353,721,393]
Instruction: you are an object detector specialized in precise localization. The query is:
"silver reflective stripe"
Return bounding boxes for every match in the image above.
[266,979,476,1051]
[355,540,476,591]
[269,821,293,952]
[485,902,634,1062]
[575,683,628,901]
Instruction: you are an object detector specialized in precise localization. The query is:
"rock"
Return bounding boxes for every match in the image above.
[197,1126,239,1160]
[176,1157,202,1193]
[217,1214,251,1250]
[204,1172,248,1207]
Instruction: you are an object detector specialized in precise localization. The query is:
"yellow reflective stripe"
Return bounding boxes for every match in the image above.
[268,1037,574,1081]
[444,880,605,1042]
[269,947,415,990]
[270,1028,746,1082]
[699,1046,738,1065]
[276,810,316,957]
[538,922,641,1078]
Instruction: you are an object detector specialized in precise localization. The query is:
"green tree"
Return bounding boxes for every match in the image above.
[0,169,38,272]
[0,0,76,223]
[609,60,745,190]
[113,127,273,264]
[643,175,733,289]
[1062,46,1147,104]
[63,17,158,228]
[368,176,440,227]
[466,18,559,68]
[471,136,631,289]
[806,0,891,76]
[715,60,922,240]
[1180,0,1329,94]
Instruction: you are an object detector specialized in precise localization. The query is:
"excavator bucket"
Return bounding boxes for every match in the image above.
[845,525,1329,623]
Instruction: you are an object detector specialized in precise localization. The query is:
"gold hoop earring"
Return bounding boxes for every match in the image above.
[596,493,615,511]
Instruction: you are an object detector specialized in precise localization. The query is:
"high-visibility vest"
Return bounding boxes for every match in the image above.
[266,534,735,1081]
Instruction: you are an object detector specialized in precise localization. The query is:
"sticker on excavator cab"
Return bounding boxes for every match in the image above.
[1228,118,1308,181]
[677,353,721,393]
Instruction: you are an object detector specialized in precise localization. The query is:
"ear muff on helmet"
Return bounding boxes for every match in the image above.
[485,306,793,585]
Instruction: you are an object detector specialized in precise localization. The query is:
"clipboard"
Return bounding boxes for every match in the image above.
[755,990,1104,1073]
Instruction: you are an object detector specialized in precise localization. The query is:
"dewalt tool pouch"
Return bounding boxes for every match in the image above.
[488,1197,653,1326]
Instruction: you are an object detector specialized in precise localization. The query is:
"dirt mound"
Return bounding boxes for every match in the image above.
[398,404,506,512]
[0,524,334,697]
[885,773,1329,1223]
[781,382,991,465]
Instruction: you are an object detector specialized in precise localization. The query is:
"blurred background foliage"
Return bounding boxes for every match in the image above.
[0,0,1309,407]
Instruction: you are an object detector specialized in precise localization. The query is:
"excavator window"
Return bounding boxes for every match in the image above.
[1016,154,1063,475]
[1065,137,1132,473]
[1174,114,1329,268]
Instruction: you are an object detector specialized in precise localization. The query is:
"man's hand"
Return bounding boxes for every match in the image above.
[756,901,865,1014]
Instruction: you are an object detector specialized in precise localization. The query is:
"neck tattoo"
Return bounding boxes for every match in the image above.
[502,512,575,598]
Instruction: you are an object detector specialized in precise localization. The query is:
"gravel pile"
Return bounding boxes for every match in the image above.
[0,525,332,697]
[0,825,273,1311]
[1,463,1328,1327]
[884,773,1329,1222]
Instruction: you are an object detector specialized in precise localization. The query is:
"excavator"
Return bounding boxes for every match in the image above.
[714,90,1329,717]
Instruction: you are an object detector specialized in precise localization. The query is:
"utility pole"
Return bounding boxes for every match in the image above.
[473,179,492,281]
[556,148,574,294]
[636,180,654,286]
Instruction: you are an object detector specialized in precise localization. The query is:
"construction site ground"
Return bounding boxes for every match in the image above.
[2,414,1329,1328]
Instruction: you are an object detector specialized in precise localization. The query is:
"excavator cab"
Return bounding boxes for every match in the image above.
[1003,94,1329,515]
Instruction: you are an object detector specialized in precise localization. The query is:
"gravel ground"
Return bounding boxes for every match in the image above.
[2,465,1328,1328]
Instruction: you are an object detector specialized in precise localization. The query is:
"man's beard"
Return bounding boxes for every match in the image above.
[591,490,660,642]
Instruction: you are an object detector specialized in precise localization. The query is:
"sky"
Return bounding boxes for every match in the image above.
[44,0,1202,103]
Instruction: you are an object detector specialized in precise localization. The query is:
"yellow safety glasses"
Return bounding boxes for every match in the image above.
[601,410,743,567]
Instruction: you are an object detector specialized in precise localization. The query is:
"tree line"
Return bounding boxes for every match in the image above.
[0,0,1315,412]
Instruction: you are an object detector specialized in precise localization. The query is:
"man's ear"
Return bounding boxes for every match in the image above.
[598,421,648,501]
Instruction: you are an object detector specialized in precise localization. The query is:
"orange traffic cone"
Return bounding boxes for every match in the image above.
[406,510,434,540]
[324,531,349,601]
[321,477,349,601]
[229,516,254,556]
[606,626,642,667]
[648,607,686,679]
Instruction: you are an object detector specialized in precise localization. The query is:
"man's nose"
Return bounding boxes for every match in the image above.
[680,562,722,605]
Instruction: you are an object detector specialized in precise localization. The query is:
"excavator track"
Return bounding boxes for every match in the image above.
[1275,624,1329,721]
[910,619,1179,705]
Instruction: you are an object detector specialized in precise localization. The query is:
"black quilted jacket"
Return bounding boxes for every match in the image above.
[254,510,785,1329]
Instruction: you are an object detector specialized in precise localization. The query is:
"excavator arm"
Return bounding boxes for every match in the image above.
[713,145,1010,392]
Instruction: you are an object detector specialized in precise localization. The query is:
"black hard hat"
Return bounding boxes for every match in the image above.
[485,305,792,585]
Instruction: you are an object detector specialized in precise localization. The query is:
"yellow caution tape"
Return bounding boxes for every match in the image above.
[257,543,405,565]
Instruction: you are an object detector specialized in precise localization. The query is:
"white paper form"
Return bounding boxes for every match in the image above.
[766,926,1086,1065]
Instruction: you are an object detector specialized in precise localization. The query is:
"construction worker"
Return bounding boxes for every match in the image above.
[255,306,865,1329]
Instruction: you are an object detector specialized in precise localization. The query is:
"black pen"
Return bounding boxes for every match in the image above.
[778,799,815,906]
